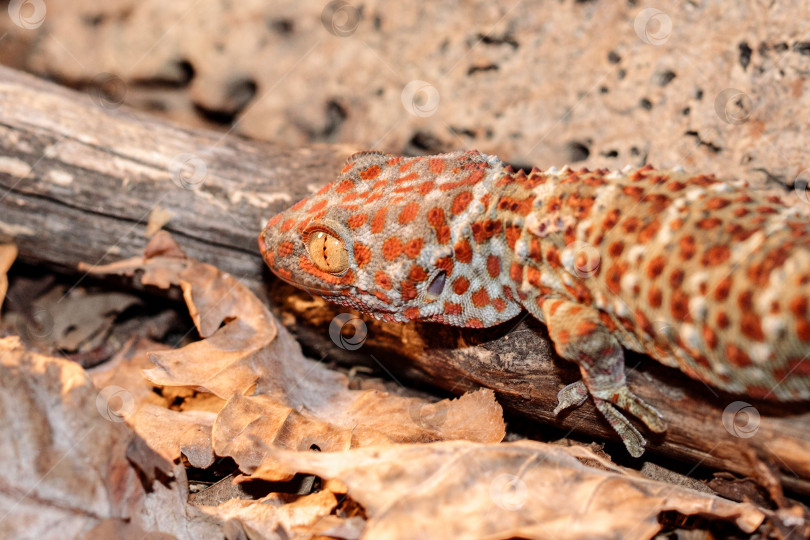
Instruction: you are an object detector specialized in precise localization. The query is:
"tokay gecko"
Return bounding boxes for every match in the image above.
[258,150,810,456]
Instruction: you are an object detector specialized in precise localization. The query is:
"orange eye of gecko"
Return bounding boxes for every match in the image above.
[307,230,349,274]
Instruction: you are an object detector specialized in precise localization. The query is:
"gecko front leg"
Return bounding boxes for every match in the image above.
[538,299,667,457]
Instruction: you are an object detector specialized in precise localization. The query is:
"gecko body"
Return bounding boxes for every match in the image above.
[259,150,810,456]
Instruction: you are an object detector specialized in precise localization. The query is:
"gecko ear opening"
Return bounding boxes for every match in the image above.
[425,271,446,300]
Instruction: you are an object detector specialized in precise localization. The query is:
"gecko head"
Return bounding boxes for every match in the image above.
[259,149,519,327]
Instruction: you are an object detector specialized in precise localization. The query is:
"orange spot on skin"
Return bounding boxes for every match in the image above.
[648,286,662,308]
[375,271,392,290]
[679,236,696,260]
[371,208,387,233]
[471,288,490,307]
[451,191,473,215]
[493,298,507,312]
[487,255,501,278]
[454,239,473,264]
[705,197,730,210]
[789,296,808,317]
[267,214,283,228]
[429,158,445,174]
[291,198,309,211]
[409,265,428,282]
[669,268,684,289]
[367,192,384,204]
[393,175,420,190]
[798,319,810,342]
[697,217,722,229]
[335,180,355,193]
[403,307,420,319]
[622,185,644,200]
[505,226,521,249]
[444,302,462,315]
[277,241,294,258]
[545,247,561,269]
[452,276,470,295]
[574,320,598,338]
[360,165,382,180]
[382,237,403,260]
[417,181,435,195]
[405,238,423,258]
[602,208,621,229]
[307,200,328,214]
[607,241,624,257]
[510,263,523,284]
[714,276,732,301]
[398,202,420,224]
[634,310,653,336]
[726,344,752,367]
[638,220,660,243]
[281,218,297,233]
[354,243,371,267]
[467,319,484,328]
[605,263,627,294]
[621,217,641,233]
[646,256,666,279]
[703,326,718,350]
[702,245,731,266]
[348,214,368,229]
[401,280,418,300]
[436,257,454,276]
[717,311,731,329]
[341,162,355,174]
[741,312,765,341]
[374,291,391,304]
[670,289,690,320]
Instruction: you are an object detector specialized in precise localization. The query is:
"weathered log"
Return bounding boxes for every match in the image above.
[2,65,809,494]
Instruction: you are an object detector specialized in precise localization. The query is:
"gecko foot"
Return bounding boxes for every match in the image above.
[554,379,667,457]
[553,381,589,415]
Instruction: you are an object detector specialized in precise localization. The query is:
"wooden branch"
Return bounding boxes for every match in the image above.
[2,65,810,494]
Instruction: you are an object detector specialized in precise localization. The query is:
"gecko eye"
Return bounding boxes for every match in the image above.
[307,230,349,273]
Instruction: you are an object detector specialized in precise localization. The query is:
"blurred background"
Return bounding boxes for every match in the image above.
[1,0,809,187]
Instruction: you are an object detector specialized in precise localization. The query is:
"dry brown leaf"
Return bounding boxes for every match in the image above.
[216,389,505,481]
[130,405,216,469]
[26,285,141,351]
[83,255,279,398]
[264,440,767,540]
[0,243,16,310]
[196,490,341,539]
[0,335,175,537]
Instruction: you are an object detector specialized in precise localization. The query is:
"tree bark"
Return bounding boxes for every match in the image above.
[2,65,810,495]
